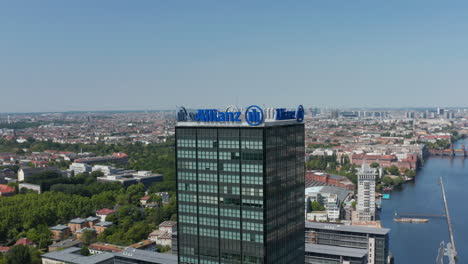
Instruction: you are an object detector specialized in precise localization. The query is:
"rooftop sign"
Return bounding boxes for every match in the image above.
[176,105,304,126]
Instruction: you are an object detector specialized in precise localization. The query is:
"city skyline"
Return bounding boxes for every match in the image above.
[2,1,468,112]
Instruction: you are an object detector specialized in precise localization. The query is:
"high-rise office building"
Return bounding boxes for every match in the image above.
[357,164,376,222]
[175,106,305,264]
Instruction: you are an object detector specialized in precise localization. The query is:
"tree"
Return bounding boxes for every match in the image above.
[311,201,325,211]
[405,169,416,178]
[386,166,400,176]
[392,177,403,186]
[7,245,31,264]
[80,247,90,256]
[80,230,96,246]
[382,176,394,186]
[370,162,380,169]
[351,201,356,210]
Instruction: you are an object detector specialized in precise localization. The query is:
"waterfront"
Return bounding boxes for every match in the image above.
[381,139,468,263]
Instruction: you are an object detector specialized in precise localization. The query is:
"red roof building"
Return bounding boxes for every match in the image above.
[0,246,11,253]
[14,238,36,247]
[0,184,15,197]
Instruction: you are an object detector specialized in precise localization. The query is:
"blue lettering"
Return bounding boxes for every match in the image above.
[217,112,226,121]
[233,112,241,122]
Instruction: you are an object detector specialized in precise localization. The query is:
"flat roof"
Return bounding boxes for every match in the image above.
[305,243,367,258]
[42,247,114,264]
[305,221,390,235]
[114,248,177,264]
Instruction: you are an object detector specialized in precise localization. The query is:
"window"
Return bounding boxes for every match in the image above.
[241,141,263,150]
[219,140,239,149]
[243,176,262,185]
[220,219,240,229]
[198,151,217,160]
[178,161,196,170]
[220,174,239,183]
[241,164,263,173]
[177,139,196,148]
[178,150,196,158]
[198,162,217,171]
[221,163,240,172]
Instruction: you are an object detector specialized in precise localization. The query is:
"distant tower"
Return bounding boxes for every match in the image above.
[7,116,10,124]
[357,164,376,221]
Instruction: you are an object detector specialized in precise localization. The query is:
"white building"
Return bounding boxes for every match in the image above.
[69,163,92,175]
[357,164,376,221]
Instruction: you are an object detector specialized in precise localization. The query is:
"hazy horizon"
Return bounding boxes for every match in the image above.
[2,1,468,112]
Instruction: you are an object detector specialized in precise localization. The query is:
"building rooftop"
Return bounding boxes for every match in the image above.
[114,248,177,264]
[69,218,86,224]
[305,186,352,203]
[42,247,114,264]
[305,243,367,258]
[49,238,82,249]
[305,221,390,235]
[95,221,113,227]
[86,216,99,222]
[50,224,70,231]
[96,208,116,215]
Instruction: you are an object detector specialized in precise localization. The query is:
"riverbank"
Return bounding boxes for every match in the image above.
[379,138,468,263]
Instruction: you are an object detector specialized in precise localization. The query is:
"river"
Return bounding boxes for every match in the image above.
[381,138,468,264]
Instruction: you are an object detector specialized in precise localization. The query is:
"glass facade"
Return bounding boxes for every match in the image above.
[176,124,305,264]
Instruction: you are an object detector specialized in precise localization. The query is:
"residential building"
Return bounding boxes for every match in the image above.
[68,218,87,233]
[14,237,36,247]
[86,216,100,228]
[94,221,113,234]
[96,208,116,222]
[50,225,71,241]
[357,164,376,221]
[0,184,15,197]
[159,221,177,234]
[176,106,305,263]
[305,222,390,264]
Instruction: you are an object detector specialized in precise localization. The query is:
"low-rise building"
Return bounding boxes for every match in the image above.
[129,239,157,252]
[17,166,60,182]
[86,216,100,228]
[305,243,368,264]
[68,218,87,233]
[88,242,125,254]
[75,227,96,240]
[94,221,113,234]
[14,237,36,247]
[96,208,116,222]
[0,184,15,197]
[18,183,41,193]
[113,248,177,264]
[69,162,92,175]
[50,225,71,241]
[305,222,390,264]
[48,239,82,252]
[41,247,114,264]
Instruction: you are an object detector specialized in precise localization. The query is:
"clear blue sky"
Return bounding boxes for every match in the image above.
[1,1,468,112]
